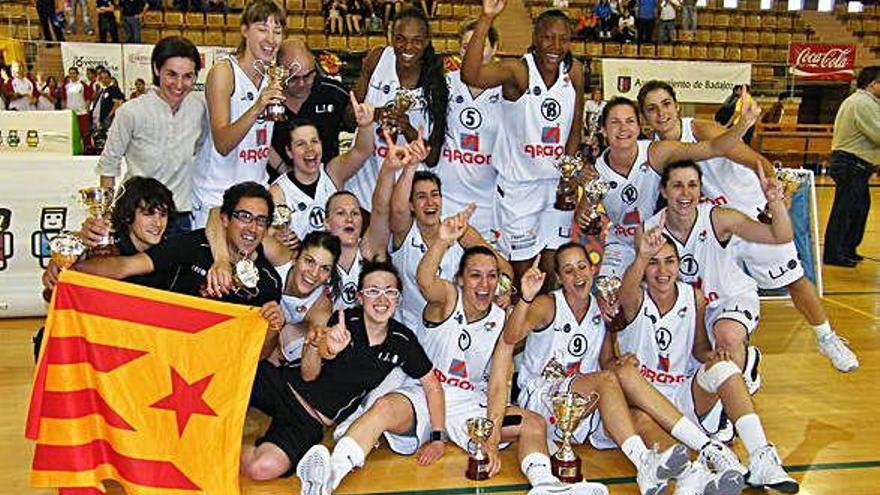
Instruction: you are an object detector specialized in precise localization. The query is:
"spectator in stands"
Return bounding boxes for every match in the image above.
[417,0,436,17]
[268,39,355,180]
[657,0,678,44]
[594,0,615,38]
[63,67,93,145]
[120,0,149,43]
[680,0,696,31]
[35,72,60,110]
[90,68,125,150]
[96,0,120,43]
[175,0,203,12]
[130,77,147,99]
[823,66,880,267]
[97,37,205,237]
[5,61,37,111]
[346,0,365,34]
[617,7,636,42]
[636,0,657,45]
[761,92,787,125]
[36,0,66,42]
[326,0,346,34]
[205,0,228,14]
[66,0,94,35]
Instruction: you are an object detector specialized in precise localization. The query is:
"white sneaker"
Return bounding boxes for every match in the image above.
[746,444,799,493]
[528,479,610,495]
[698,440,748,477]
[711,417,735,444]
[637,444,690,495]
[296,444,332,495]
[743,346,762,395]
[817,332,859,372]
[673,460,745,495]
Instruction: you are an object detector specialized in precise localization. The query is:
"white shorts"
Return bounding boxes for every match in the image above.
[333,368,412,442]
[495,180,574,261]
[516,374,602,454]
[734,238,805,290]
[599,237,637,279]
[705,291,760,344]
[660,377,724,435]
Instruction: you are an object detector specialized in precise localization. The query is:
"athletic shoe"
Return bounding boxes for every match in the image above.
[746,444,799,493]
[742,345,762,395]
[296,444,332,495]
[673,460,745,495]
[528,480,610,495]
[637,444,690,495]
[817,332,859,372]
[711,417,735,444]
[698,440,748,477]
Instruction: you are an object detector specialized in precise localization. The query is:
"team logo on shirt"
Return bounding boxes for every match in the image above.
[541,126,561,144]
[458,329,472,351]
[655,327,672,351]
[677,306,688,318]
[541,98,561,121]
[621,184,639,205]
[679,254,700,277]
[459,107,483,130]
[309,206,326,229]
[256,128,267,146]
[613,209,642,237]
[658,353,671,372]
[460,133,480,151]
[341,281,357,305]
[448,358,469,379]
[698,229,708,242]
[567,334,588,357]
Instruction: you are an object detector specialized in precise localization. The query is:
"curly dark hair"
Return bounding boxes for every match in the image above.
[298,231,343,302]
[220,181,275,222]
[111,176,176,242]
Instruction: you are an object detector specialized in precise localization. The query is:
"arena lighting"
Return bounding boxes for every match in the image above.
[788,0,804,10]
[847,0,864,11]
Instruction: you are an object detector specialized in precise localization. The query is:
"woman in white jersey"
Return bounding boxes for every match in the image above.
[435,20,503,240]
[347,7,449,215]
[461,0,585,286]
[504,243,742,495]
[578,96,761,281]
[607,226,798,493]
[637,80,859,374]
[646,161,791,376]
[192,0,285,228]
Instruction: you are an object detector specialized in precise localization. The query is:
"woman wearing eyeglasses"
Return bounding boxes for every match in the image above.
[243,260,441,486]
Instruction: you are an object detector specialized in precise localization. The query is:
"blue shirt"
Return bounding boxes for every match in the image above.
[639,0,657,19]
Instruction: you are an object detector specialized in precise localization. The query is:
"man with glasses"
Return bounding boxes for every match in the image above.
[268,39,355,180]
[74,182,285,330]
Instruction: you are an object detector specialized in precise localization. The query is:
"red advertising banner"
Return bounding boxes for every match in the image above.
[788,43,856,81]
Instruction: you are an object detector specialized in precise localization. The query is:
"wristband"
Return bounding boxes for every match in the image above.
[430,430,448,443]
[520,295,536,304]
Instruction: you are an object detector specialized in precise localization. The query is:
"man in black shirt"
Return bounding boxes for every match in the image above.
[241,260,444,482]
[268,39,355,181]
[119,0,148,43]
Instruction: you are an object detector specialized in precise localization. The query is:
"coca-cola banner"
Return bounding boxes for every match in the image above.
[788,43,856,81]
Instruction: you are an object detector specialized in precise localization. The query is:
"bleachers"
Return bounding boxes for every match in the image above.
[0,0,42,41]
[835,3,880,51]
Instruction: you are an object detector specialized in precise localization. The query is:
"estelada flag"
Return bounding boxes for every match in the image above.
[26,270,268,494]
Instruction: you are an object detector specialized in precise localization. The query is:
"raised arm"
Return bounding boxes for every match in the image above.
[362,143,401,261]
[711,168,792,244]
[326,91,377,186]
[565,61,586,156]
[74,252,154,280]
[460,0,522,93]
[389,156,417,245]
[484,337,515,478]
[416,372,447,465]
[691,118,775,178]
[621,220,667,321]
[343,46,383,125]
[500,259,554,345]
[418,209,469,321]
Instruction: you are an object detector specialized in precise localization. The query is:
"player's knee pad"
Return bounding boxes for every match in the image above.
[695,360,741,394]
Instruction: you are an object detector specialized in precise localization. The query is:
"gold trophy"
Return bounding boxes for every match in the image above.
[541,355,568,382]
[555,155,586,211]
[596,276,626,333]
[549,391,600,483]
[465,417,495,480]
[272,204,293,228]
[376,88,417,138]
[78,186,118,254]
[757,167,804,224]
[253,59,300,121]
[43,232,87,301]
[578,178,610,235]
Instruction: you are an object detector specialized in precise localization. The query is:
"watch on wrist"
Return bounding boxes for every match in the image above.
[430,430,448,443]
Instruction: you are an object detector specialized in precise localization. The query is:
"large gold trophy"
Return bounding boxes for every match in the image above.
[554,155,586,211]
[465,417,495,480]
[78,186,118,255]
[376,89,417,138]
[253,59,300,121]
[42,232,87,301]
[549,391,600,483]
[596,276,626,333]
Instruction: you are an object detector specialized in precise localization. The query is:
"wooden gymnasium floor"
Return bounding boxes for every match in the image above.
[2,177,879,495]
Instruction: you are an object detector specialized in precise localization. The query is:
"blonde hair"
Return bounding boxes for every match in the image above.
[237,0,286,55]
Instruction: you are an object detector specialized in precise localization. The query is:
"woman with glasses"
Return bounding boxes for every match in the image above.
[243,260,440,485]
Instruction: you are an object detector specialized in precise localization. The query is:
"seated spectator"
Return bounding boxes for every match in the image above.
[5,61,36,111]
[346,0,365,33]
[204,0,228,13]
[658,0,679,44]
[130,77,147,99]
[326,0,346,34]
[576,12,600,41]
[594,0,615,38]
[617,8,636,43]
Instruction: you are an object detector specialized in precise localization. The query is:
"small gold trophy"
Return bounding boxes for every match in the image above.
[596,276,626,333]
[757,167,804,224]
[541,355,568,382]
[578,178,610,235]
[465,417,495,480]
[272,204,293,228]
[554,155,586,211]
[376,89,417,138]
[43,232,86,301]
[549,391,600,483]
[78,186,118,253]
[253,59,299,121]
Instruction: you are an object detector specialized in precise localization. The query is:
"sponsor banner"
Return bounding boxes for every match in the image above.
[602,58,751,103]
[788,43,856,81]
[61,42,124,81]
[0,110,78,154]
[122,44,217,95]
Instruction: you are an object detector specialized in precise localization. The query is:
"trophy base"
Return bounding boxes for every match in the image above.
[466,457,490,481]
[554,198,577,211]
[581,216,603,236]
[606,311,628,333]
[551,457,583,483]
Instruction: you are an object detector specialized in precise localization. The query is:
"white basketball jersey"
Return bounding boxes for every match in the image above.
[272,168,337,240]
[335,249,363,311]
[492,53,576,185]
[276,261,325,325]
[193,56,274,211]
[595,140,661,247]
[647,204,757,306]
[422,289,505,396]
[616,282,698,399]
[436,70,502,235]
[677,118,765,218]
[390,224,464,336]
[346,47,432,212]
[518,290,606,390]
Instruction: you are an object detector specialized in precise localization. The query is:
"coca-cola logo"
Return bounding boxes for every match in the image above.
[791,44,854,70]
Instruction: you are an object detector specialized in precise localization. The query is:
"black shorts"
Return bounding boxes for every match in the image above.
[250,360,325,477]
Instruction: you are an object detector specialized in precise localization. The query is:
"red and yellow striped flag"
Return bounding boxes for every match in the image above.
[26,270,268,494]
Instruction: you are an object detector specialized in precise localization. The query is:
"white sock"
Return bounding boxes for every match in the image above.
[621,435,649,467]
[521,452,558,487]
[671,417,712,452]
[330,436,366,490]
[735,414,768,457]
[813,321,833,340]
